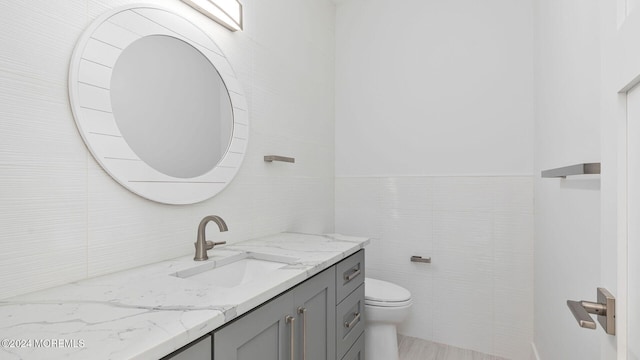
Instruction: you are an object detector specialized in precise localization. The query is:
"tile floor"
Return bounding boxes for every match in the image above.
[398,335,510,360]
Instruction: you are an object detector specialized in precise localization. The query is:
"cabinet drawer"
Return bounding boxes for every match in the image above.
[336,250,365,303]
[341,333,364,360]
[336,283,365,359]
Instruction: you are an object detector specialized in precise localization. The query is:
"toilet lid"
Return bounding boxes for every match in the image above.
[365,298,413,307]
[365,278,412,304]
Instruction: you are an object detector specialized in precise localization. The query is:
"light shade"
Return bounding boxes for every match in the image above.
[182,0,243,31]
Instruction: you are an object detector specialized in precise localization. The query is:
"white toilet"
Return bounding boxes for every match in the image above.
[364,277,413,360]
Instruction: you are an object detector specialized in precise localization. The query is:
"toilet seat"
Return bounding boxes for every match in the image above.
[365,278,412,307]
[365,298,413,307]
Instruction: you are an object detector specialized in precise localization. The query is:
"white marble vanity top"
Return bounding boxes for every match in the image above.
[0,232,369,360]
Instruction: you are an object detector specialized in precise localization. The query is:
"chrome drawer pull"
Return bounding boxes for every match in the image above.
[344,312,361,329]
[298,307,307,360]
[344,268,361,282]
[286,315,295,360]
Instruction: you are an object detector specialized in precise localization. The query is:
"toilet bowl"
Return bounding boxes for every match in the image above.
[364,277,412,360]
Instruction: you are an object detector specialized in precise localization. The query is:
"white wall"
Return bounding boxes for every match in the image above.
[533,0,602,359]
[334,0,535,359]
[0,0,336,300]
[335,0,534,177]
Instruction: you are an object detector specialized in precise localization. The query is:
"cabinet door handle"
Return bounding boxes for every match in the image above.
[344,312,361,329]
[298,307,307,360]
[286,315,295,360]
[344,268,361,282]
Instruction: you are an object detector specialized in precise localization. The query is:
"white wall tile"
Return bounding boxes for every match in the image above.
[432,177,495,213]
[380,208,432,245]
[0,164,87,298]
[493,287,534,359]
[335,176,533,360]
[379,177,434,211]
[0,0,89,298]
[492,177,535,213]
[432,282,493,354]
[399,298,434,340]
[335,206,382,240]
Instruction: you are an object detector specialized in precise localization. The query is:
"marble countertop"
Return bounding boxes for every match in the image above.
[0,232,369,360]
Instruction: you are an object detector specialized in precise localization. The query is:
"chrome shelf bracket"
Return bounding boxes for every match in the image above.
[541,163,600,178]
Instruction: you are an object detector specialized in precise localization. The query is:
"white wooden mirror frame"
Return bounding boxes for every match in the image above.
[68,5,248,205]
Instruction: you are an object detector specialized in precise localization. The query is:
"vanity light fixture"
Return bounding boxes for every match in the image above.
[182,0,243,31]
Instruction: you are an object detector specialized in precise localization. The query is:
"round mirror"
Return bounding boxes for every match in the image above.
[68,6,248,205]
[111,35,233,179]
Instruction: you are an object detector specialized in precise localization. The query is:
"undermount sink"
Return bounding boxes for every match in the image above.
[171,253,298,289]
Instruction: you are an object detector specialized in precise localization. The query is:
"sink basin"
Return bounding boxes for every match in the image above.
[171,253,298,289]
[184,258,286,288]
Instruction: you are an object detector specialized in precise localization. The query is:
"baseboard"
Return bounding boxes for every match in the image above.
[530,342,541,360]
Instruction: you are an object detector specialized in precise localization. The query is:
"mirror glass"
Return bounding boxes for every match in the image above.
[110,35,233,179]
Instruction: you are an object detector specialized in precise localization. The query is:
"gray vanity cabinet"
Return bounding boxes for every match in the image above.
[164,335,212,360]
[293,267,336,360]
[213,267,336,360]
[213,291,294,360]
[341,334,364,360]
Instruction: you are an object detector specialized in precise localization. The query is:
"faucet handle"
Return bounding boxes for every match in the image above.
[205,240,226,250]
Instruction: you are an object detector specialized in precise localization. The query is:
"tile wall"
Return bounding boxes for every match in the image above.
[335,176,533,360]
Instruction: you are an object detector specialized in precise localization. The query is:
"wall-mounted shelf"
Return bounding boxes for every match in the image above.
[541,163,601,178]
[264,155,295,163]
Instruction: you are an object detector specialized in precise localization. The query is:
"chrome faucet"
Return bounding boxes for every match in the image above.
[194,215,228,261]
